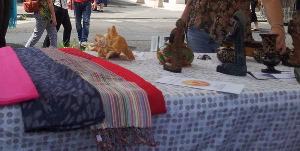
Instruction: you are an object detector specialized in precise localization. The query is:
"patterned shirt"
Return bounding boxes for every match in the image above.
[187,0,253,45]
[38,0,55,22]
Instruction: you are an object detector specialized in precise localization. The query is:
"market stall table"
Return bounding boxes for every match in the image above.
[1,51,300,151]
[86,51,300,151]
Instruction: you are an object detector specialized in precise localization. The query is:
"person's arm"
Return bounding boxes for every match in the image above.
[92,0,97,10]
[47,0,57,26]
[180,0,193,23]
[262,0,286,54]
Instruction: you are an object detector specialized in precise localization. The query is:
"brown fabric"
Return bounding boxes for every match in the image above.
[187,0,253,45]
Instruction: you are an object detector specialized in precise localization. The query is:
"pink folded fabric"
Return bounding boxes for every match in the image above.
[0,46,38,105]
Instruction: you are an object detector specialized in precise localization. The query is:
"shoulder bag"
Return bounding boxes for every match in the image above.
[23,0,41,13]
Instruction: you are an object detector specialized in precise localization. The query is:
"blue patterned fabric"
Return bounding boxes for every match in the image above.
[14,47,105,132]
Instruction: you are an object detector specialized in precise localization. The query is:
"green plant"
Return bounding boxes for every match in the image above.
[57,41,71,49]
[70,38,85,51]
[57,38,84,51]
[57,38,85,51]
[19,14,27,20]
[57,41,65,49]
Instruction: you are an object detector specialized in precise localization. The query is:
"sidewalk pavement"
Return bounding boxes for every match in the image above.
[17,0,267,20]
[17,0,186,19]
[11,0,292,50]
[11,0,186,49]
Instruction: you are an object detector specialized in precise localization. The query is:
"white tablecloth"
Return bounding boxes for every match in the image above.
[1,51,300,151]
[87,51,300,151]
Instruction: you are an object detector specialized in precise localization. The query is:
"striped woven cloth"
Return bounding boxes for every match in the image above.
[40,48,156,149]
[59,48,167,115]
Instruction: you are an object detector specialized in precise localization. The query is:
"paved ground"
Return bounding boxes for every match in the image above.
[6,0,293,51]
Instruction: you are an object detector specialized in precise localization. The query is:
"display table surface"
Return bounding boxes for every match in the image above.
[1,51,300,151]
[85,51,300,151]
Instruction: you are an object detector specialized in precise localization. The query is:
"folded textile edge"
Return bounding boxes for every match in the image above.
[59,48,167,115]
[42,47,157,149]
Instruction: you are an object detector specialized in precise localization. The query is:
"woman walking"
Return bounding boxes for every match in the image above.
[25,0,57,48]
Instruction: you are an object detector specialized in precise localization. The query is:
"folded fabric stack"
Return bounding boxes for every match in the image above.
[4,46,166,149]
[14,47,106,131]
[41,47,165,150]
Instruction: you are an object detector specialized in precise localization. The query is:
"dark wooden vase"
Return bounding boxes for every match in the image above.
[217,41,264,63]
[259,34,281,73]
[252,48,264,63]
[217,47,235,63]
[253,47,291,63]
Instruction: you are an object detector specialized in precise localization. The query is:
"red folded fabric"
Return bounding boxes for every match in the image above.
[0,46,39,105]
[58,48,167,115]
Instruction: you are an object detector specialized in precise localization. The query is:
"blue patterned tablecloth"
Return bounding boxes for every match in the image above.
[101,52,300,151]
[1,51,300,151]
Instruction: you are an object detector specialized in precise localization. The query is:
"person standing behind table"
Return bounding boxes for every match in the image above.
[180,0,286,54]
[0,0,17,48]
[25,0,58,48]
[250,0,260,31]
[68,0,97,45]
[43,0,72,47]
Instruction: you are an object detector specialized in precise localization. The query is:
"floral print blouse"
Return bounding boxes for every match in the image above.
[187,0,253,45]
[38,0,55,22]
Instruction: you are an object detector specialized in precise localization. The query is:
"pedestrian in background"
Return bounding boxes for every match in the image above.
[69,0,97,45]
[95,0,107,12]
[180,0,286,54]
[0,0,17,47]
[251,0,260,31]
[43,0,72,47]
[25,0,57,48]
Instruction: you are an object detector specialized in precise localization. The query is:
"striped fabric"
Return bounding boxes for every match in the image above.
[59,48,167,115]
[40,48,155,149]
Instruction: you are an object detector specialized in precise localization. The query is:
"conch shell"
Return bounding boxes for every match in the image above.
[92,25,135,60]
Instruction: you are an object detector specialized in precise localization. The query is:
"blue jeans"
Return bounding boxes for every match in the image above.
[73,1,91,43]
[187,27,220,53]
